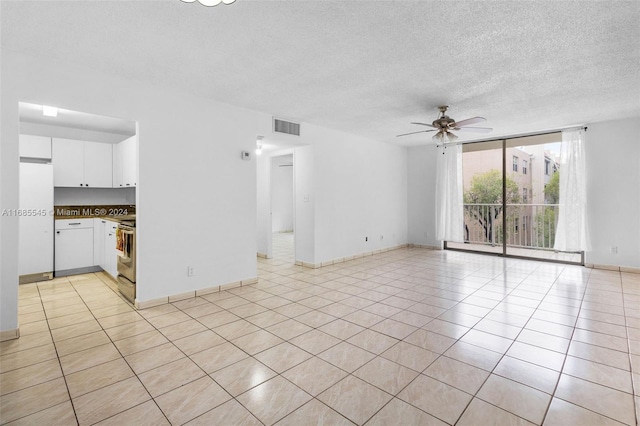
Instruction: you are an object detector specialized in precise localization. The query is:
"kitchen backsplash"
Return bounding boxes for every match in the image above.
[54,205,135,219]
[54,187,136,207]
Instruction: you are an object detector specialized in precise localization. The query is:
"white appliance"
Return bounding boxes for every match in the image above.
[19,162,54,283]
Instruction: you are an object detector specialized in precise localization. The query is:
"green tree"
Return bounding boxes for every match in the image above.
[464,169,521,243]
[536,169,560,247]
[545,170,560,203]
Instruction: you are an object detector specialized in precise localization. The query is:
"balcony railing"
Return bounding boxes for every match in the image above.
[463,203,559,250]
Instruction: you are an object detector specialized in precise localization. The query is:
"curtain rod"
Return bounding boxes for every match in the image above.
[448,126,588,147]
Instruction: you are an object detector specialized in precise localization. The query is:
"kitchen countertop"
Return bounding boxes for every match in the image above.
[55,215,135,224]
[54,205,135,222]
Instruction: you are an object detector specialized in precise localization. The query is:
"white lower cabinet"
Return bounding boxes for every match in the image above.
[56,217,120,277]
[94,219,106,268]
[93,218,119,278]
[55,219,94,272]
[104,221,119,278]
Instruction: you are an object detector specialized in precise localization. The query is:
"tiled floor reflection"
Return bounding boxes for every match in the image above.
[1,248,639,425]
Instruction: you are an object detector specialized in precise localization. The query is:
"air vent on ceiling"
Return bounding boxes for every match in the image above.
[273,118,300,136]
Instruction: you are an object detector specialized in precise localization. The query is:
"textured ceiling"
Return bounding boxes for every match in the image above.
[2,1,639,146]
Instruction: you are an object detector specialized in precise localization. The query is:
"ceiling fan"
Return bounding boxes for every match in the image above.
[397,106,492,142]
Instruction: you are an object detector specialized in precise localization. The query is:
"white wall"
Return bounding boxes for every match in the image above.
[271,155,294,232]
[312,125,408,263]
[256,152,272,257]
[585,116,640,268]
[255,129,407,267]
[407,145,440,247]
[1,51,263,333]
[293,146,315,264]
[54,187,135,206]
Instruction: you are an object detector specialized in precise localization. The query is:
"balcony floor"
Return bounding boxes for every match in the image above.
[447,242,582,264]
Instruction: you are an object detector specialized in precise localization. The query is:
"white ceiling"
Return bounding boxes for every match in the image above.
[3,1,639,146]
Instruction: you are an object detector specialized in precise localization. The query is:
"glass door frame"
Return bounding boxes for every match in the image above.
[444,135,585,266]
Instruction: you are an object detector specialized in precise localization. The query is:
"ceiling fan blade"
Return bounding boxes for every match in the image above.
[453,117,486,127]
[396,129,436,137]
[410,122,438,129]
[455,126,493,133]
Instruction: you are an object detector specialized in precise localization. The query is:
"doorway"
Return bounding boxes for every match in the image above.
[270,154,295,263]
[17,101,138,287]
[446,135,583,264]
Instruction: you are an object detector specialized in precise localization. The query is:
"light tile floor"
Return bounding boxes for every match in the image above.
[1,248,639,425]
[272,232,295,263]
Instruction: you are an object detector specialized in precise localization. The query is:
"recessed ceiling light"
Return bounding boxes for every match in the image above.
[42,105,58,117]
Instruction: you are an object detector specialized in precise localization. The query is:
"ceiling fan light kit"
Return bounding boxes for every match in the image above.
[180,0,236,7]
[397,105,493,146]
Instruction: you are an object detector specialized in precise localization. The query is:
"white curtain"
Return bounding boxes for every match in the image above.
[435,144,464,242]
[554,129,590,251]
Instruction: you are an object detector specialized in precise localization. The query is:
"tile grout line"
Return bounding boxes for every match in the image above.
[6,249,635,425]
[620,272,640,426]
[537,265,591,425]
[447,261,565,425]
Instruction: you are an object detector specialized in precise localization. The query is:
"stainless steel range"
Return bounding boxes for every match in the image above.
[116,220,136,303]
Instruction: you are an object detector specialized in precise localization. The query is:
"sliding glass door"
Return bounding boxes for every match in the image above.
[446,134,583,264]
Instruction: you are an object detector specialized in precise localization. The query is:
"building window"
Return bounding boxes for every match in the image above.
[523,160,528,175]
[523,216,528,232]
[523,188,528,203]
[545,159,550,175]
[513,156,518,172]
[514,217,519,232]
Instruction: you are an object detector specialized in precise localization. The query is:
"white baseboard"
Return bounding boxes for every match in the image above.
[135,297,168,310]
[585,263,640,274]
[408,244,440,250]
[135,277,260,309]
[296,244,410,269]
[0,328,20,342]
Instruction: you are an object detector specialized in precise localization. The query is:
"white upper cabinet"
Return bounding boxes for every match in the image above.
[112,142,124,188]
[52,138,84,187]
[52,138,113,188]
[19,134,52,160]
[113,135,137,188]
[84,142,113,187]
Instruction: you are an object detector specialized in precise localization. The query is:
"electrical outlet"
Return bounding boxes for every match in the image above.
[188,266,195,277]
[610,246,618,254]
[380,235,384,240]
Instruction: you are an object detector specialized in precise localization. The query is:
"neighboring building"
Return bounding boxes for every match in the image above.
[462,144,559,248]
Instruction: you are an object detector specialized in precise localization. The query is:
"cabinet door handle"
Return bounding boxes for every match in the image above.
[86,183,90,187]
[56,231,60,234]
[69,222,81,225]
[126,184,130,186]
[101,220,106,223]
[120,184,123,187]
[80,183,83,186]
